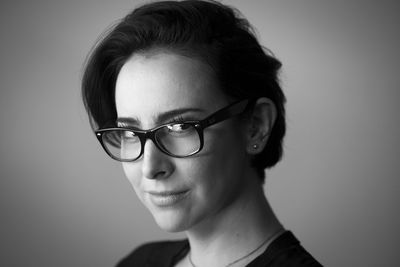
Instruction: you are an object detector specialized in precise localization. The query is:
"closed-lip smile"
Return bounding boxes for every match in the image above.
[148,190,188,196]
[147,190,190,207]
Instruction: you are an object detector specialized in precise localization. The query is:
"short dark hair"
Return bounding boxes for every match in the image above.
[82,0,286,181]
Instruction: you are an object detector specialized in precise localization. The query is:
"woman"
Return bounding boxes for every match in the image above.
[82,1,322,266]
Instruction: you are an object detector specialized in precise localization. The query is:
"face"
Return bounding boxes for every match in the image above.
[115,52,252,232]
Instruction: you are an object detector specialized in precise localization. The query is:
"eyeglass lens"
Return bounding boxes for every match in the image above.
[101,123,201,160]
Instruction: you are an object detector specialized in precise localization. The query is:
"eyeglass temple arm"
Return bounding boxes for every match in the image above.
[200,98,256,128]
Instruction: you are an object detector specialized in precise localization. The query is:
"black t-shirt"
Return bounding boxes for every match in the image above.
[117,231,323,266]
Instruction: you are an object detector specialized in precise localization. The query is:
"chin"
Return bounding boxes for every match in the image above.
[142,191,196,232]
[152,209,191,233]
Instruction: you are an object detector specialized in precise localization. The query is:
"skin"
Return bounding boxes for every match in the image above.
[115,51,282,266]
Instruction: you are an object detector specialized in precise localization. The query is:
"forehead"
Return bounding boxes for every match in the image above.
[115,52,228,125]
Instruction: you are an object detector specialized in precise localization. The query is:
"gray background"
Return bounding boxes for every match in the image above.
[1,0,399,266]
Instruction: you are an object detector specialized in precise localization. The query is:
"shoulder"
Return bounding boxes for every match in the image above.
[250,231,323,267]
[116,239,188,267]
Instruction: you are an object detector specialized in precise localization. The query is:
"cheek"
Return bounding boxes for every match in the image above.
[122,163,142,192]
[205,123,248,170]
[188,126,248,190]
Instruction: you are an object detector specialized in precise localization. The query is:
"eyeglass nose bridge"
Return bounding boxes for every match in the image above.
[135,127,169,159]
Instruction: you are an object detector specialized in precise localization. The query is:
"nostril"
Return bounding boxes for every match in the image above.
[142,140,174,180]
[143,164,173,180]
[145,170,167,180]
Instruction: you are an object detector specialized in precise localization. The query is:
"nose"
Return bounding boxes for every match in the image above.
[141,139,175,180]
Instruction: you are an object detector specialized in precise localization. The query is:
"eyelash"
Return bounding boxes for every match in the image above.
[170,115,186,123]
[117,116,191,128]
[118,122,128,128]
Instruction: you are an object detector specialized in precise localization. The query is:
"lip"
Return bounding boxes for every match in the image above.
[147,190,190,207]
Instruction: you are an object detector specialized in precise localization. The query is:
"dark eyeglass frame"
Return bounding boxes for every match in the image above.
[95,98,256,162]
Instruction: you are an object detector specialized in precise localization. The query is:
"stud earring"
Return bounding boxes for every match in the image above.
[253,144,258,149]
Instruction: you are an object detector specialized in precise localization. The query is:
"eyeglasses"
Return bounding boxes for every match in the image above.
[95,98,255,162]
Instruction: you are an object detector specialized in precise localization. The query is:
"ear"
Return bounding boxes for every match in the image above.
[246,97,277,155]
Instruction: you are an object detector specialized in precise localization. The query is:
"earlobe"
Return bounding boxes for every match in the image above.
[246,98,277,155]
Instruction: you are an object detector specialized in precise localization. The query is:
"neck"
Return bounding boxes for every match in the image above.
[185,172,283,267]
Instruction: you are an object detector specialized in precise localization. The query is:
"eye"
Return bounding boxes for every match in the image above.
[167,123,192,132]
[121,131,140,143]
[122,131,136,138]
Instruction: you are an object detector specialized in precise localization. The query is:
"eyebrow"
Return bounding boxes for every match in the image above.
[116,107,205,127]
